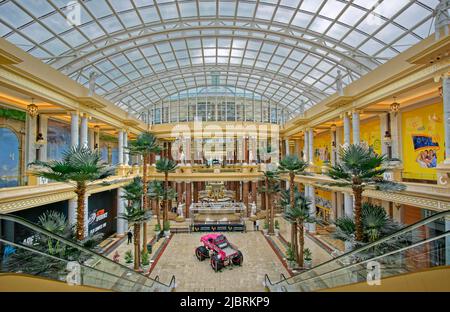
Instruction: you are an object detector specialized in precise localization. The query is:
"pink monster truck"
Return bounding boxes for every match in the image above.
[195,233,243,272]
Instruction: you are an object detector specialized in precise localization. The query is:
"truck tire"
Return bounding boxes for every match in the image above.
[232,251,243,266]
[195,246,208,261]
[210,254,224,272]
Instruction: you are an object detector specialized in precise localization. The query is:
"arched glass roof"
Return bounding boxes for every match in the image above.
[0,0,438,120]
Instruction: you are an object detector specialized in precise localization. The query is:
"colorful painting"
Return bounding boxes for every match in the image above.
[313,132,331,166]
[360,118,382,156]
[402,103,444,180]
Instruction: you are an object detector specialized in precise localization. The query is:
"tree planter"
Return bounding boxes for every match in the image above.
[304,260,312,269]
[262,229,268,235]
[164,230,171,237]
[274,229,280,236]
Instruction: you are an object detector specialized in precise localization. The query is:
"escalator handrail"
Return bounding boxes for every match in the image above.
[0,238,163,291]
[280,231,449,291]
[270,209,450,287]
[0,213,175,289]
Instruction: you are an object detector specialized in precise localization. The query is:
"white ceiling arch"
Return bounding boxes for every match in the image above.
[0,0,437,121]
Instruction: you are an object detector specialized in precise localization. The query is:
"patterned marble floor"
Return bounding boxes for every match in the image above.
[149,231,289,292]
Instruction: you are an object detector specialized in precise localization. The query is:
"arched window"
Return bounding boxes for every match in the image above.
[0,127,20,187]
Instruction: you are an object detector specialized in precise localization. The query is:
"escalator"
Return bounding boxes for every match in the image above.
[0,214,175,292]
[265,210,449,292]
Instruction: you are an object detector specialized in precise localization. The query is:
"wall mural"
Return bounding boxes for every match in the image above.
[313,131,331,166]
[402,103,444,180]
[47,119,71,161]
[0,127,20,187]
[360,118,382,156]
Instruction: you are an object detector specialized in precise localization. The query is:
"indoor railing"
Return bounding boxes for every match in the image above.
[265,210,449,292]
[0,214,175,292]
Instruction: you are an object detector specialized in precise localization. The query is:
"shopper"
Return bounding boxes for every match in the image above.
[127,230,133,244]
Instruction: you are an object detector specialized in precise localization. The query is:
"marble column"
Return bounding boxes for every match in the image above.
[94,126,100,150]
[251,181,257,204]
[25,113,37,166]
[244,137,249,164]
[390,112,401,159]
[68,198,77,227]
[344,192,353,217]
[118,130,124,165]
[331,191,337,222]
[88,128,95,150]
[193,182,199,203]
[38,115,48,162]
[443,76,450,163]
[177,182,183,205]
[308,129,314,166]
[123,131,129,165]
[343,112,351,145]
[260,181,266,210]
[330,127,337,166]
[70,112,79,147]
[285,139,290,156]
[380,113,389,156]
[116,188,126,235]
[185,182,191,218]
[303,130,309,163]
[307,185,316,233]
[80,114,88,148]
[243,182,249,217]
[336,125,343,163]
[352,111,360,145]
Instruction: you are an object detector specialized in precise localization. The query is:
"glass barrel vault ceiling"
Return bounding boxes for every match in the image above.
[0,0,439,121]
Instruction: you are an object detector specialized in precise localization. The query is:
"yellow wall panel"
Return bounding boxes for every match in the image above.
[401,103,444,180]
[313,131,331,167]
[360,118,382,156]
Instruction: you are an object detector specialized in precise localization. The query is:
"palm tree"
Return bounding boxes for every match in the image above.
[30,146,114,241]
[326,144,405,241]
[259,170,280,235]
[284,191,314,267]
[334,202,402,245]
[278,155,309,264]
[148,180,164,230]
[156,158,178,223]
[119,178,151,271]
[126,132,161,253]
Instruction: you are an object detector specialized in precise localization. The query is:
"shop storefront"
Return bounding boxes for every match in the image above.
[87,190,118,238]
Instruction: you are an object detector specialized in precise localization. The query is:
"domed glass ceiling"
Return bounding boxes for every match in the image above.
[0,0,438,121]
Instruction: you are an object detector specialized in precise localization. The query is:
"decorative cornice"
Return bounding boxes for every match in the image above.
[0,48,23,65]
[0,191,75,214]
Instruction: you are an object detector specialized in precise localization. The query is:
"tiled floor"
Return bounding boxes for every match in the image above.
[149,231,289,292]
[105,216,334,291]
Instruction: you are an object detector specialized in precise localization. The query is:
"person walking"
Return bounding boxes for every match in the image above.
[127,230,133,244]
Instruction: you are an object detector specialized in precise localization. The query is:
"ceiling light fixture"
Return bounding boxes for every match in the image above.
[390,96,400,115]
[27,98,38,118]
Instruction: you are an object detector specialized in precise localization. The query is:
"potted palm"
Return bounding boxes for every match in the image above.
[163,220,171,237]
[286,244,297,269]
[326,144,405,242]
[141,250,150,269]
[303,248,312,268]
[274,220,280,236]
[126,131,161,253]
[156,158,178,223]
[30,146,114,241]
[124,250,133,264]
[263,220,269,235]
[278,155,309,265]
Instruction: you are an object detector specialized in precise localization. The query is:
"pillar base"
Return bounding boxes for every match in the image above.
[436,162,450,187]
